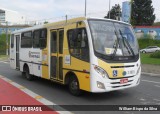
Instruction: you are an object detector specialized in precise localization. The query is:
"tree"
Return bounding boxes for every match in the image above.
[153,22,160,26]
[0,34,10,55]
[44,21,48,24]
[104,4,121,21]
[131,0,156,26]
[0,34,7,55]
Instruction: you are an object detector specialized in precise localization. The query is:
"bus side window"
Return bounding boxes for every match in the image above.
[21,31,32,48]
[68,28,89,62]
[33,30,40,48]
[11,34,14,48]
[33,29,47,49]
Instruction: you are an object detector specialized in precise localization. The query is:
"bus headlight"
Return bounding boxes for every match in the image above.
[93,65,108,78]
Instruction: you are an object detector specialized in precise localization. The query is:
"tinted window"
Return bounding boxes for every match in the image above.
[59,30,64,54]
[21,31,32,48]
[33,29,47,48]
[51,31,57,53]
[68,28,89,62]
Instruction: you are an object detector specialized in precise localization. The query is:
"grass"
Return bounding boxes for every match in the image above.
[0,55,9,61]
[140,53,160,65]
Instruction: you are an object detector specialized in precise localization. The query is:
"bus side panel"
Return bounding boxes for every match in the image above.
[63,25,91,91]
[31,49,42,77]
[10,35,17,69]
[10,35,16,69]
[41,29,49,79]
[19,49,33,74]
[10,48,16,69]
[42,49,49,79]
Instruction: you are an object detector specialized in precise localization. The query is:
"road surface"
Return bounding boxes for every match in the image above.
[0,61,160,114]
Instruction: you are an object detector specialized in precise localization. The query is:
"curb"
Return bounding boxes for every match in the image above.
[0,75,72,114]
[142,72,160,77]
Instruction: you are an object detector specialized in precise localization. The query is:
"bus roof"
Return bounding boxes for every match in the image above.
[12,17,130,34]
[87,17,131,26]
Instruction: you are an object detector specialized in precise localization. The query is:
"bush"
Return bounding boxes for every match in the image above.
[0,34,10,55]
[138,38,160,49]
[150,51,160,58]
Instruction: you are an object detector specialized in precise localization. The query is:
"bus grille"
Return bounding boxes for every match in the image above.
[111,65,134,68]
[110,80,133,84]
[111,84,131,88]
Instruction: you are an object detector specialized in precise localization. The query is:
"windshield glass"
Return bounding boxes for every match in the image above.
[89,20,139,58]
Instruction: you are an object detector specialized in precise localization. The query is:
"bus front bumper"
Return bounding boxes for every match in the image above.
[90,73,141,93]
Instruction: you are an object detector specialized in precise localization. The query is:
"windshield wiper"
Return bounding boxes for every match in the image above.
[119,30,135,57]
[111,31,119,59]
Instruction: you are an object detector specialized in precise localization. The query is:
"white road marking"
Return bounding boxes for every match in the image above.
[142,80,160,84]
[0,75,72,114]
[155,85,160,88]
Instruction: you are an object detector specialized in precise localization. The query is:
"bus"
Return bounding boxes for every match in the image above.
[10,17,141,96]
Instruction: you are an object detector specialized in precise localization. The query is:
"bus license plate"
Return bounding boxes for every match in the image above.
[120,78,128,84]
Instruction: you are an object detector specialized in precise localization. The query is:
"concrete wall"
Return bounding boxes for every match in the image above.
[134,26,160,39]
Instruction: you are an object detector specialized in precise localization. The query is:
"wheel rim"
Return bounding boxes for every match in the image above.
[70,80,78,91]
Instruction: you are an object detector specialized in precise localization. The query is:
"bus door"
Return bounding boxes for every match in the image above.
[16,35,20,69]
[50,29,64,81]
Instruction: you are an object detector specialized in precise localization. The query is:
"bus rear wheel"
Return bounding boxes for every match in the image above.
[69,76,82,96]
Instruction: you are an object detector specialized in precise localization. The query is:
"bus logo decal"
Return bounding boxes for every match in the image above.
[29,51,40,58]
[123,71,127,76]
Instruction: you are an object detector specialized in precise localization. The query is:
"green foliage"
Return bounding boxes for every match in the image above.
[138,37,160,49]
[0,34,6,55]
[141,53,160,65]
[131,0,155,26]
[153,22,160,26]
[104,4,121,20]
[0,34,10,55]
[44,21,48,24]
[150,51,160,58]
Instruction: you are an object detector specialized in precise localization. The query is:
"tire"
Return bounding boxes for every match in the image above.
[69,76,82,96]
[142,50,146,53]
[25,66,33,81]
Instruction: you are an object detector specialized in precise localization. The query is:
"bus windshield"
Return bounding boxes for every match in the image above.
[88,20,139,60]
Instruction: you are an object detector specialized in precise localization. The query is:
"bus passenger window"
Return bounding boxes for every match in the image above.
[51,32,57,53]
[33,29,47,49]
[33,31,40,47]
[68,28,89,62]
[21,31,32,48]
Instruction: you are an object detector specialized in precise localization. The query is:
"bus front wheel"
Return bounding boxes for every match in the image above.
[69,76,82,96]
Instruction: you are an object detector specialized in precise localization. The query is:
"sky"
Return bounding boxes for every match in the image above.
[0,0,160,22]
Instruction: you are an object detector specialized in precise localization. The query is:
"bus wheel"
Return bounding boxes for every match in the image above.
[69,76,82,96]
[25,66,33,81]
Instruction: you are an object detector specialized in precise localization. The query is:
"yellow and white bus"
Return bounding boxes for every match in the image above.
[10,17,141,95]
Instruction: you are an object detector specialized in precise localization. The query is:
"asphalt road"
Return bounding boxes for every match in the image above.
[0,62,160,114]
